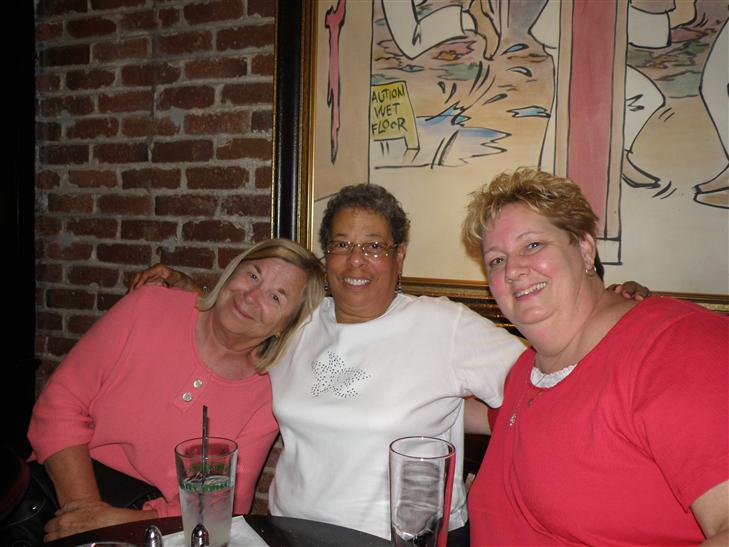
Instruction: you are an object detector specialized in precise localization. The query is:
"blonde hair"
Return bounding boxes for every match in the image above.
[197,239,324,372]
[463,168,599,251]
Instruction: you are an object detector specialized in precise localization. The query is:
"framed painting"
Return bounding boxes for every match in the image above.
[273,0,729,316]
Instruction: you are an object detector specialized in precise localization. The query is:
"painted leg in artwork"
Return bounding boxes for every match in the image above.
[694,20,729,209]
[466,0,501,59]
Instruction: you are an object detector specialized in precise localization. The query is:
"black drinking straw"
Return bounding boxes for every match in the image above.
[201,405,208,479]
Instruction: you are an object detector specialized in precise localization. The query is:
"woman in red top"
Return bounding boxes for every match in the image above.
[462,168,728,545]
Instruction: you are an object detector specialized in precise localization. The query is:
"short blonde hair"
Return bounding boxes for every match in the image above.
[198,239,324,372]
[463,168,599,250]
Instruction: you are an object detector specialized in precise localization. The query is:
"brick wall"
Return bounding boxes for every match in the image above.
[34,0,279,514]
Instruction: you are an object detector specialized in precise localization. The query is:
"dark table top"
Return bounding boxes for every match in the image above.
[45,514,391,547]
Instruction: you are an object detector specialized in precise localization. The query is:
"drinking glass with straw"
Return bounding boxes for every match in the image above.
[175,406,238,547]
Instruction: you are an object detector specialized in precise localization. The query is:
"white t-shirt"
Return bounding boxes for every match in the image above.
[268,293,524,539]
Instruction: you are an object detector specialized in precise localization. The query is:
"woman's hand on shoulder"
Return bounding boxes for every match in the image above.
[43,498,157,542]
[127,264,202,295]
[606,281,651,301]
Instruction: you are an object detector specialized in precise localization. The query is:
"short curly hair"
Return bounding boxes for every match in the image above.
[318,183,410,252]
[463,168,599,250]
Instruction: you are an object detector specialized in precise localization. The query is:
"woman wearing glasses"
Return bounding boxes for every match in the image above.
[266,183,525,540]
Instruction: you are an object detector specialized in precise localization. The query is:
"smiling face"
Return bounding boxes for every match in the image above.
[481,203,596,332]
[325,207,407,323]
[212,257,307,347]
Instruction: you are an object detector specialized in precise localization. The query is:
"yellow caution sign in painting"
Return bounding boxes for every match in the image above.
[370,81,419,150]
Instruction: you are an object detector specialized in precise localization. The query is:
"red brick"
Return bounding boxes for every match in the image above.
[37,263,63,283]
[37,121,62,141]
[254,165,271,189]
[217,23,274,51]
[67,17,117,39]
[122,168,181,189]
[152,140,213,163]
[158,246,216,269]
[66,69,116,90]
[48,193,94,213]
[66,218,118,238]
[156,194,217,216]
[216,137,271,160]
[36,22,63,42]
[97,243,152,265]
[37,216,62,236]
[221,82,272,105]
[39,44,90,67]
[187,166,248,189]
[97,194,153,215]
[158,86,215,110]
[46,241,93,261]
[67,315,99,335]
[98,292,124,311]
[40,145,89,165]
[36,0,87,18]
[37,311,63,331]
[184,0,244,24]
[121,219,177,241]
[184,57,246,80]
[221,193,271,217]
[251,109,272,132]
[251,53,274,76]
[69,169,118,188]
[253,221,272,241]
[185,111,248,135]
[37,170,61,190]
[159,8,180,28]
[248,0,275,17]
[37,74,62,92]
[47,288,96,310]
[91,0,145,10]
[93,38,148,63]
[94,142,149,163]
[182,220,245,243]
[47,336,78,357]
[99,90,153,113]
[121,62,181,87]
[67,265,120,288]
[120,10,158,31]
[40,95,94,117]
[67,117,119,139]
[158,31,213,55]
[122,116,180,138]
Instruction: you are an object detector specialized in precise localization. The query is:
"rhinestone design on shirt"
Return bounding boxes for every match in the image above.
[310,351,371,398]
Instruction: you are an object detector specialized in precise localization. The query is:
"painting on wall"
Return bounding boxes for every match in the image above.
[275,0,728,311]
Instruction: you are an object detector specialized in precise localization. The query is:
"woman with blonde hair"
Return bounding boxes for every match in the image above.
[27,239,324,542]
[463,168,728,545]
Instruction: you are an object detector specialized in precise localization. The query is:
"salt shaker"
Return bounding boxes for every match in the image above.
[143,524,163,547]
[190,523,209,547]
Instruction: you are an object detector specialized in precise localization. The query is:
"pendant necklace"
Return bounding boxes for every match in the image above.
[508,362,577,427]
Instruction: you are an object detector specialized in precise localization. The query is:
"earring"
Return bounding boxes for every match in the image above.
[323,279,329,293]
[586,264,597,276]
[396,273,402,293]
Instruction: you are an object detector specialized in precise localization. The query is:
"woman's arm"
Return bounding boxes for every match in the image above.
[464,398,491,435]
[127,264,203,294]
[691,481,729,546]
[44,444,100,506]
[693,481,729,546]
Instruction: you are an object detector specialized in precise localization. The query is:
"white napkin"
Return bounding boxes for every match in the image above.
[162,515,268,546]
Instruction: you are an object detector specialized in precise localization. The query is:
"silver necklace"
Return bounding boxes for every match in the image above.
[508,374,548,427]
[507,363,577,427]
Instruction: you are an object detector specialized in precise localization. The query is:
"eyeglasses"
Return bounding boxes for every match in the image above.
[326,240,398,259]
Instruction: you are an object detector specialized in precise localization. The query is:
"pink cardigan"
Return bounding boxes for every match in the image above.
[28,286,279,517]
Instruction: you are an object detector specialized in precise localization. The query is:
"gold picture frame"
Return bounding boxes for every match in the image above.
[272,0,729,318]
